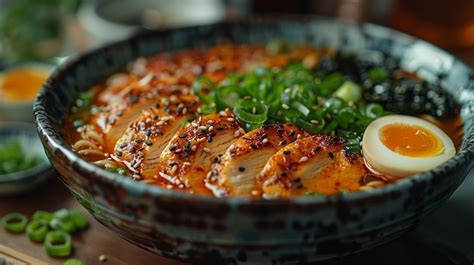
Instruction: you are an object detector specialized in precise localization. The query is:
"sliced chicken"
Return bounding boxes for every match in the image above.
[259,135,367,198]
[94,87,197,152]
[209,123,308,197]
[152,110,242,194]
[112,107,191,176]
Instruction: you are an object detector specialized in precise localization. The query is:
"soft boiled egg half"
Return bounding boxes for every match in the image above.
[362,115,456,178]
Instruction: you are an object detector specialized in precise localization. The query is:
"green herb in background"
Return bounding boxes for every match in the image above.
[0,0,85,63]
[0,140,42,175]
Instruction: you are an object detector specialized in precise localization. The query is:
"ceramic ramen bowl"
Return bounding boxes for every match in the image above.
[34,18,474,264]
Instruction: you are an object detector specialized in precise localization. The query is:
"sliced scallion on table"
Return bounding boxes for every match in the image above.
[44,230,72,257]
[1,212,28,233]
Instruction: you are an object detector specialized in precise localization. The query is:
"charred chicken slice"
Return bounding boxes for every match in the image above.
[113,107,191,177]
[94,83,197,152]
[153,110,241,194]
[259,135,367,198]
[208,123,308,197]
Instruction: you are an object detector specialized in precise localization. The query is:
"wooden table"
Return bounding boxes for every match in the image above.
[0,177,185,265]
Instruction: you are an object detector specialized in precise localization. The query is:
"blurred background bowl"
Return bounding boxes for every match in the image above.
[0,122,52,196]
[78,0,227,47]
[0,63,53,122]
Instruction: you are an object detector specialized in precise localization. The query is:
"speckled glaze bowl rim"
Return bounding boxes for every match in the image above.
[0,122,51,183]
[34,18,474,206]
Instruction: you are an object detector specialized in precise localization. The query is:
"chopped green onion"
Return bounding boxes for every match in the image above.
[64,259,84,265]
[44,230,72,257]
[291,101,311,116]
[334,81,362,103]
[26,219,49,242]
[192,76,215,104]
[1,212,28,233]
[294,118,325,134]
[365,103,385,119]
[368,67,389,84]
[233,99,268,128]
[32,210,53,222]
[50,209,77,233]
[336,107,357,129]
[69,210,89,230]
[199,104,216,116]
[0,140,42,175]
[215,85,240,110]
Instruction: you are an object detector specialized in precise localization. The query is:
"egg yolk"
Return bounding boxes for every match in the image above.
[379,123,444,157]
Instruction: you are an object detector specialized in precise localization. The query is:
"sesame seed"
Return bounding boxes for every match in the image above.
[310,119,319,124]
[251,190,260,196]
[297,134,302,139]
[206,171,213,179]
[156,121,165,126]
[161,116,173,121]
[175,148,182,154]
[234,130,241,137]
[99,255,107,262]
[279,140,287,146]
[199,125,207,130]
[299,156,309,163]
[169,145,177,151]
[166,184,173,189]
[227,117,235,122]
[262,138,269,144]
[203,147,211,153]
[191,145,197,151]
[219,111,228,116]
[243,96,252,100]
[239,128,246,134]
[171,165,178,174]
[282,104,289,110]
[208,126,214,131]
[183,162,191,167]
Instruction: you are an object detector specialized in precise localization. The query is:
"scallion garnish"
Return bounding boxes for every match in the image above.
[191,61,390,153]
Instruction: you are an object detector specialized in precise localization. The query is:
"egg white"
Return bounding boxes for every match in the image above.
[362,115,456,178]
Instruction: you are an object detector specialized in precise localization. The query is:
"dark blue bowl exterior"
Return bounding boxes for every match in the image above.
[34,18,474,264]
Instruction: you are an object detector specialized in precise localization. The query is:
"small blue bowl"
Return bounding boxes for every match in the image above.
[0,122,52,196]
